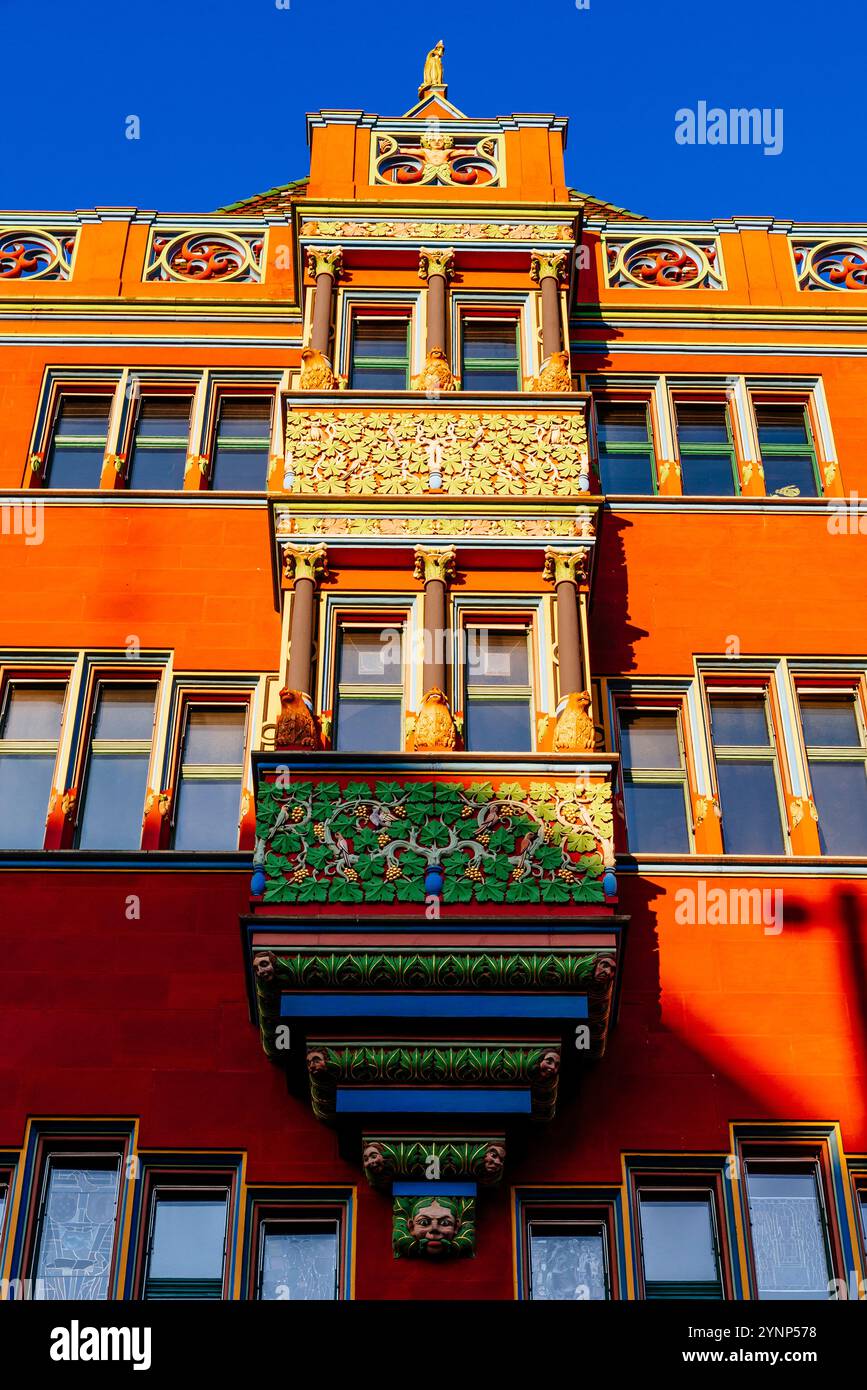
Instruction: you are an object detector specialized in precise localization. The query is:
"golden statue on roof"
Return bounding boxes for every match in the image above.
[419,41,445,97]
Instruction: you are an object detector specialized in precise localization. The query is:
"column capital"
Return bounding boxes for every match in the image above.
[542,547,589,588]
[306,246,343,281]
[283,542,330,587]
[530,249,570,285]
[418,247,455,282]
[413,544,457,585]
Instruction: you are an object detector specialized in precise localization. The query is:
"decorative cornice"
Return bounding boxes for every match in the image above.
[361,1135,506,1187]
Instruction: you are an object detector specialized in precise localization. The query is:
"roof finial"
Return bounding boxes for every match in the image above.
[419,40,446,99]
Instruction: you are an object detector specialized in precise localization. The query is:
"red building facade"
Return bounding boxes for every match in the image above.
[1,52,866,1304]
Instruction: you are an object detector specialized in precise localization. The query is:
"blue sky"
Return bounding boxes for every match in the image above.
[2,0,862,220]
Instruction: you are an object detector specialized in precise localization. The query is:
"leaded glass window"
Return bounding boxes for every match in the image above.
[528,1223,608,1300]
[257,1222,339,1300]
[33,1158,120,1300]
[745,1165,833,1299]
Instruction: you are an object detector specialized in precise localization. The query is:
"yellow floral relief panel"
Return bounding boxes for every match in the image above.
[282,410,590,498]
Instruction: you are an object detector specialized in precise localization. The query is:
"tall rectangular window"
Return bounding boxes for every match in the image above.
[709,694,785,855]
[45,396,111,488]
[144,1189,228,1299]
[745,1164,833,1299]
[32,1156,121,1300]
[528,1222,609,1300]
[460,318,521,391]
[638,1192,723,1298]
[675,402,738,496]
[618,709,690,852]
[172,706,247,851]
[595,402,655,495]
[349,318,410,390]
[754,404,819,498]
[334,626,403,753]
[257,1220,339,1301]
[0,682,65,849]
[210,397,272,491]
[77,684,157,851]
[799,692,867,855]
[127,397,192,489]
[464,626,533,752]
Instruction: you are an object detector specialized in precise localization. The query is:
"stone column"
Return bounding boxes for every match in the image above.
[307,248,342,354]
[419,248,455,356]
[412,545,458,750]
[277,543,329,750]
[542,547,594,751]
[529,251,572,392]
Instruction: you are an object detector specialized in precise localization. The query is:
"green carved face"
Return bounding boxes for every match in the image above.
[407,1197,460,1253]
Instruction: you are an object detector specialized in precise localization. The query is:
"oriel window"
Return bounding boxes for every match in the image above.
[210,397,272,491]
[595,401,656,495]
[127,396,192,490]
[460,318,521,392]
[334,626,404,753]
[349,317,410,390]
[0,682,66,849]
[754,404,820,498]
[708,694,786,855]
[675,402,738,496]
[618,709,691,852]
[799,691,867,854]
[464,625,533,753]
[45,396,111,488]
[76,683,157,851]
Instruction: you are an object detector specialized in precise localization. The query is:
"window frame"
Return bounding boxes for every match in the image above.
[0,671,70,851]
[795,681,867,857]
[137,1173,234,1301]
[615,700,694,855]
[459,615,537,754]
[635,1185,725,1299]
[751,394,822,499]
[741,1154,838,1301]
[347,310,412,391]
[516,1194,622,1301]
[458,311,522,392]
[43,392,115,490]
[123,389,195,492]
[329,616,407,754]
[673,394,740,498]
[593,394,658,496]
[206,390,275,492]
[23,1141,127,1301]
[164,694,251,852]
[243,1189,353,1301]
[71,670,163,853]
[704,683,790,857]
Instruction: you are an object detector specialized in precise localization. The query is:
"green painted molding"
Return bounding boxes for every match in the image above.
[255,949,601,991]
[362,1135,506,1187]
[306,1042,561,1122]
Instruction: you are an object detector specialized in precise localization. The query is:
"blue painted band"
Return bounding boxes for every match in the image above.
[392,1181,478,1197]
[280,994,588,1019]
[335,1088,532,1114]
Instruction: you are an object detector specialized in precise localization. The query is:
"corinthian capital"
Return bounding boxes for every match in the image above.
[542,547,589,587]
[413,544,457,585]
[283,542,330,586]
[530,249,570,285]
[305,247,343,280]
[418,247,455,282]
